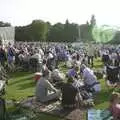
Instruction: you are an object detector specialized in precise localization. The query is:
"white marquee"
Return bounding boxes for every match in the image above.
[0,27,15,45]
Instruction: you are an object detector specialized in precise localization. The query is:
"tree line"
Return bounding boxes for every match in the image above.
[15,19,94,43]
[3,15,120,43]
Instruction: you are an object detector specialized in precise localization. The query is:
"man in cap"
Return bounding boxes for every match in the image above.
[35,69,60,103]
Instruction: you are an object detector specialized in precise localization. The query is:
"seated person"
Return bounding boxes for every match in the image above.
[34,72,42,82]
[80,64,101,93]
[109,92,120,120]
[67,66,79,79]
[51,66,65,83]
[35,69,60,103]
[61,76,79,109]
[105,63,120,86]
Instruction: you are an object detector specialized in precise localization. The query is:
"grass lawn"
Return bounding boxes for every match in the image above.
[6,72,61,120]
[93,58,112,109]
[5,58,116,119]
[6,71,35,100]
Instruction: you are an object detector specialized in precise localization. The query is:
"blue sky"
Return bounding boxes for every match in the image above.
[0,0,120,26]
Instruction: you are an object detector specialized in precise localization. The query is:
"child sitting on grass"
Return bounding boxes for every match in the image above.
[109,92,120,120]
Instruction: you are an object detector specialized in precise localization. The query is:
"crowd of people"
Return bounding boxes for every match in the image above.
[0,42,120,119]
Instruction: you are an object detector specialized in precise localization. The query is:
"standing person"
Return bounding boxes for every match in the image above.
[87,44,95,67]
[7,44,15,72]
[0,45,6,67]
[102,50,110,66]
[31,49,42,72]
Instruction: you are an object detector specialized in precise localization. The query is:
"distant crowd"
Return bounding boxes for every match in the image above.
[0,42,120,119]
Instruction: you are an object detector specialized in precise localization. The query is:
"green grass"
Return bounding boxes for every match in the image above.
[93,58,111,109]
[6,72,61,120]
[6,71,35,100]
[5,58,117,119]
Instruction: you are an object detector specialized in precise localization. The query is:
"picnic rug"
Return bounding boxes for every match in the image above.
[88,109,113,120]
[7,97,84,120]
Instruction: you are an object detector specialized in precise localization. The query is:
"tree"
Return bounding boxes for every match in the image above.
[15,20,49,42]
[89,15,96,41]
[15,25,32,41]
[47,23,64,42]
[0,21,11,27]
[79,21,93,42]
[109,31,120,44]
[90,14,96,27]
[63,19,79,42]
[31,20,48,41]
[46,20,79,43]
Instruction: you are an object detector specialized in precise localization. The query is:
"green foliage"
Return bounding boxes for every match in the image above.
[31,20,48,41]
[92,25,116,43]
[79,22,93,42]
[90,15,96,27]
[15,20,48,42]
[15,19,79,42]
[109,31,120,44]
[0,21,11,27]
[47,20,79,42]
[63,20,79,42]
[47,23,64,42]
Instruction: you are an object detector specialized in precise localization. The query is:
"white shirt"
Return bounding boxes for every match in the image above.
[48,53,54,59]
[32,53,42,63]
[39,49,44,58]
[87,46,95,56]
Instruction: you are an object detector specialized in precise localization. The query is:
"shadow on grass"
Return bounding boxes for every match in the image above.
[94,64,103,69]
[9,74,34,86]
[94,89,113,106]
[17,81,35,90]
[8,71,32,77]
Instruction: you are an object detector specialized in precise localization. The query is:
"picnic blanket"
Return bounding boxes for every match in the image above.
[19,97,84,120]
[88,109,113,120]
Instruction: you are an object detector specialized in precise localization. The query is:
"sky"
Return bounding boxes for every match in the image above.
[0,0,120,26]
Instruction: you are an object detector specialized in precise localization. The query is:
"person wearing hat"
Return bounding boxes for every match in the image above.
[34,72,42,82]
[35,69,60,103]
